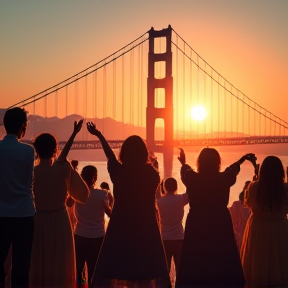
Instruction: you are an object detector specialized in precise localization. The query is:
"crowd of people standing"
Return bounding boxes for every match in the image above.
[0,107,288,288]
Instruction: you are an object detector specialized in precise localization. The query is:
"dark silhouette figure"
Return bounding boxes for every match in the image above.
[29,120,89,288]
[0,107,35,288]
[176,148,256,288]
[86,122,170,288]
[74,165,113,287]
[240,156,288,287]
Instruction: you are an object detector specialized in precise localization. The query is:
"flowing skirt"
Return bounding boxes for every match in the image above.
[241,215,288,287]
[29,207,76,288]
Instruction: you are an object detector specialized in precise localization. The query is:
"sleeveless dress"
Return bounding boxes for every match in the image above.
[176,163,245,288]
[91,158,170,288]
[240,182,288,287]
[29,159,89,288]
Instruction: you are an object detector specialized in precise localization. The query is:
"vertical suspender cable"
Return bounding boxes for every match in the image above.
[137,44,141,133]
[103,63,106,133]
[140,40,143,131]
[65,85,68,117]
[75,78,78,115]
[44,92,47,118]
[190,49,192,139]
[196,55,199,139]
[113,55,116,121]
[175,34,179,139]
[203,62,206,138]
[84,73,87,119]
[122,54,125,139]
[217,74,220,140]
[55,89,58,118]
[130,46,134,126]
[211,71,213,140]
[183,43,185,139]
[230,85,232,137]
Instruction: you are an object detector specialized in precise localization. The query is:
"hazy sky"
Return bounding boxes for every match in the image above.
[0,0,287,121]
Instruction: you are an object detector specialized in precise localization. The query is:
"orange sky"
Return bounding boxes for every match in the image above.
[0,0,287,123]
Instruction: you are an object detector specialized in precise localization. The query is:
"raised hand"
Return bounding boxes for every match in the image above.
[238,153,257,165]
[86,122,101,137]
[245,153,257,166]
[178,148,186,165]
[73,119,84,135]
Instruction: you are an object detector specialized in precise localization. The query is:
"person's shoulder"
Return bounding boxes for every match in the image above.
[19,141,34,152]
[93,188,108,197]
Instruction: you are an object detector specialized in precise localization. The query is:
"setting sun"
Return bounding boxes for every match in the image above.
[190,105,207,121]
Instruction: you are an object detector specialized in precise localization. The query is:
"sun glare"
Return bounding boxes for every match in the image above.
[190,105,207,121]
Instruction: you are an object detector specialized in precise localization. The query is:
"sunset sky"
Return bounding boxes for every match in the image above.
[0,0,287,123]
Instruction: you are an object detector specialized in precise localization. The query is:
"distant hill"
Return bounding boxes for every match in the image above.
[0,111,146,141]
[0,110,287,156]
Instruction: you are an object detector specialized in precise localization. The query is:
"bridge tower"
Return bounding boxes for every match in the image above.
[146,25,173,177]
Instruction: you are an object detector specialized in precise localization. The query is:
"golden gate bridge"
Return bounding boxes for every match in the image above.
[6,25,288,175]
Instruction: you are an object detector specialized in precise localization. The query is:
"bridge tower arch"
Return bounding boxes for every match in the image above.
[146,25,174,177]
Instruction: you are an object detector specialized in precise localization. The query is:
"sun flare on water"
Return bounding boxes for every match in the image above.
[190,105,207,121]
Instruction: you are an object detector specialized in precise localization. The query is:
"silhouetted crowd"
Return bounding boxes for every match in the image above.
[0,107,288,288]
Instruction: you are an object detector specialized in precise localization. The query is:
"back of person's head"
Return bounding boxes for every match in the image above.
[81,165,97,188]
[3,107,28,135]
[71,160,79,170]
[33,133,58,159]
[119,135,148,166]
[239,191,245,203]
[164,177,177,194]
[100,182,110,191]
[239,181,251,203]
[197,148,221,174]
[257,156,285,212]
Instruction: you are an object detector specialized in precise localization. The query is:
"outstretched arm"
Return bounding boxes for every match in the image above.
[86,122,115,160]
[58,120,84,161]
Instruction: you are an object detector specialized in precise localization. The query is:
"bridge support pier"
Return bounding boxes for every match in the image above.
[146,25,174,178]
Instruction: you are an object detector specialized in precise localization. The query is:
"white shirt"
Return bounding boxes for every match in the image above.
[74,187,110,238]
[157,193,189,240]
[0,134,35,217]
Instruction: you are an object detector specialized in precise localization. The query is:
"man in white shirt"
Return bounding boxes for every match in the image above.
[156,177,189,277]
[0,107,35,288]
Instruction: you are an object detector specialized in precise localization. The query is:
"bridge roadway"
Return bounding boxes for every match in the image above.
[22,136,288,150]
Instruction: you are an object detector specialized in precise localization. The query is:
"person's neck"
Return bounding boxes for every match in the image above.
[7,133,20,139]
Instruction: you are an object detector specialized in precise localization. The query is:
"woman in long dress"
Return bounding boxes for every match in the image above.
[176,148,255,288]
[29,120,90,288]
[240,156,288,287]
[86,122,170,288]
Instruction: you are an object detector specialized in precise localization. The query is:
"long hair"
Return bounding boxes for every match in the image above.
[81,165,97,188]
[197,148,221,174]
[118,135,148,166]
[256,156,285,212]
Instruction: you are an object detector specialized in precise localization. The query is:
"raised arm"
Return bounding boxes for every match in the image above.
[178,148,193,186]
[86,122,115,160]
[58,120,84,161]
